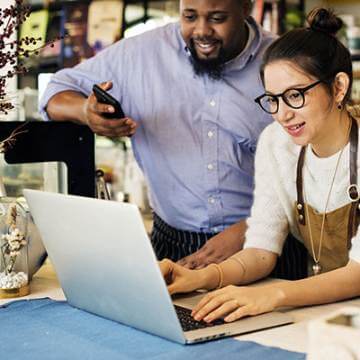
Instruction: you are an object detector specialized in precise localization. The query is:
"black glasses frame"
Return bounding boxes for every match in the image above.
[254,79,323,114]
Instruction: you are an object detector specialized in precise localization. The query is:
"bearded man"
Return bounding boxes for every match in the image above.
[41,1,301,277]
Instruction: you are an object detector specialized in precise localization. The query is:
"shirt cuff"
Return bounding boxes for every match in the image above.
[39,79,90,121]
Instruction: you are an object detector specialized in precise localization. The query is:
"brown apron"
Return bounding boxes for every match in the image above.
[295,117,360,274]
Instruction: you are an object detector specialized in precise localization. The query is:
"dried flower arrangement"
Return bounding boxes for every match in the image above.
[0,202,28,290]
[0,1,61,295]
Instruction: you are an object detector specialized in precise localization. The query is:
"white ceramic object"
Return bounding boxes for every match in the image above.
[307,307,360,360]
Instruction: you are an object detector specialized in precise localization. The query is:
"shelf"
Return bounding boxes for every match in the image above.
[29,0,177,10]
[29,0,92,11]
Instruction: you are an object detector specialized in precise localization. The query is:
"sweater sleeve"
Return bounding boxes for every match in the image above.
[243,126,289,255]
[350,223,360,263]
[39,40,125,121]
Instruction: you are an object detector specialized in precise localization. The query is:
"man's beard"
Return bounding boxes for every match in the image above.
[187,39,227,81]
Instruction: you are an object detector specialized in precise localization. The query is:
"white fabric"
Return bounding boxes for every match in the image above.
[243,121,360,263]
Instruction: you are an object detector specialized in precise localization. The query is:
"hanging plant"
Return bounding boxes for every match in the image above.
[0,0,63,113]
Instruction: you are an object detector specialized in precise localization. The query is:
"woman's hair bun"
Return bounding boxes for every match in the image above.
[307,8,343,36]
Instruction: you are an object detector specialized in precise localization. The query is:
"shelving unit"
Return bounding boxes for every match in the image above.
[252,0,305,35]
[18,0,178,118]
[28,0,177,40]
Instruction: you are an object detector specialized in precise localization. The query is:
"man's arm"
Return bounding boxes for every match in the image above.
[46,82,137,138]
[177,220,247,269]
[47,91,87,124]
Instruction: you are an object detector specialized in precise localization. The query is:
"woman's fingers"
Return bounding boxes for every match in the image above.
[224,304,253,322]
[193,286,281,323]
[192,285,234,315]
[202,299,240,322]
[191,292,216,316]
[193,292,233,321]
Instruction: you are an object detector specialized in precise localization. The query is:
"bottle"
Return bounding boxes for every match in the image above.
[95,169,111,200]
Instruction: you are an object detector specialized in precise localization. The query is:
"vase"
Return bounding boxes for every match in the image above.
[0,197,30,298]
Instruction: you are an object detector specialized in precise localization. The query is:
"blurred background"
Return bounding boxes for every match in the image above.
[1,0,360,218]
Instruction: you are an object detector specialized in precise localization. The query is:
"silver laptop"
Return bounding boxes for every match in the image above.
[24,189,293,344]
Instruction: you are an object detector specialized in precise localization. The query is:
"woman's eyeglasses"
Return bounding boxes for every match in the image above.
[254,80,323,114]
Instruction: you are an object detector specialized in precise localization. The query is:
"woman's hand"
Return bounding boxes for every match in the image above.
[191,285,285,323]
[159,259,213,295]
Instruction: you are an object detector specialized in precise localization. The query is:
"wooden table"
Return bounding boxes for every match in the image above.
[1,260,360,354]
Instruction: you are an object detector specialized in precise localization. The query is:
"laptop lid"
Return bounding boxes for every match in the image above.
[24,189,186,344]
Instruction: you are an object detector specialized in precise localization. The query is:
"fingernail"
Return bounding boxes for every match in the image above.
[108,106,114,112]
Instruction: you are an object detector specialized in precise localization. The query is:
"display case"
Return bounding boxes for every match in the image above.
[0,161,66,198]
[0,121,96,282]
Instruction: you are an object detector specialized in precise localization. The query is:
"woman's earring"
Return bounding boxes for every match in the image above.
[337,102,343,110]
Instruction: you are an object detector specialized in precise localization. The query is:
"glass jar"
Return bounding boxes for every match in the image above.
[0,197,30,298]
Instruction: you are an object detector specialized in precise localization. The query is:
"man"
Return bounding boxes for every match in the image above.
[40,0,274,269]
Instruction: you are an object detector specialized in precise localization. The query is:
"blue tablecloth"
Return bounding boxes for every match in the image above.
[0,298,305,360]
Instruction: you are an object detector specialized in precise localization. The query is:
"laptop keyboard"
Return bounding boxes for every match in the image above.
[174,305,225,332]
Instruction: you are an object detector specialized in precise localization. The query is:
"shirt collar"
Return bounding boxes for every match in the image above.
[224,17,263,72]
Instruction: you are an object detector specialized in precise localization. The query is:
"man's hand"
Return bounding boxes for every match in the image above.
[83,81,138,137]
[159,259,212,295]
[177,220,247,269]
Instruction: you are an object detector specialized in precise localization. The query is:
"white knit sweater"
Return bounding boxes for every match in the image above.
[243,121,360,263]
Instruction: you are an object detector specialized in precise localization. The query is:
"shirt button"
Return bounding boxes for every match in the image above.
[208,197,215,204]
[207,164,214,171]
[213,227,218,233]
[207,131,214,138]
[210,100,216,107]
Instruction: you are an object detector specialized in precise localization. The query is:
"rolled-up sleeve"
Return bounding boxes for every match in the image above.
[243,127,289,255]
[39,40,125,121]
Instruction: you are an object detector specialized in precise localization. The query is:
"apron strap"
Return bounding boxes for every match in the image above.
[348,117,359,247]
[296,117,359,243]
[296,147,306,225]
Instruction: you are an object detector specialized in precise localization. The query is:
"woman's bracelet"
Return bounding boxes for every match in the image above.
[208,263,224,290]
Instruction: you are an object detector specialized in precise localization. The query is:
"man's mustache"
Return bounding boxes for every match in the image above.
[191,37,220,43]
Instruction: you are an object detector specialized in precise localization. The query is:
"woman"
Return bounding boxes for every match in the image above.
[160,8,360,324]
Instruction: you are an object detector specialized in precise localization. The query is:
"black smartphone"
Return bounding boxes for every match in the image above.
[92,84,125,119]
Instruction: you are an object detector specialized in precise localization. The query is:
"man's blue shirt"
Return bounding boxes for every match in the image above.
[40,18,274,233]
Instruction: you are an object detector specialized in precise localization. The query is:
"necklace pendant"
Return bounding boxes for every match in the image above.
[312,263,322,275]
